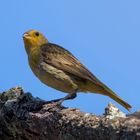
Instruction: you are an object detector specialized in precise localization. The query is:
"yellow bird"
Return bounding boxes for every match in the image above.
[23,29,131,111]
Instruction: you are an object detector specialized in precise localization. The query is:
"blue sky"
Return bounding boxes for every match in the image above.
[0,0,139,114]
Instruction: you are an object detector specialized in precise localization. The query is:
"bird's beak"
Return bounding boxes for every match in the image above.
[23,33,31,39]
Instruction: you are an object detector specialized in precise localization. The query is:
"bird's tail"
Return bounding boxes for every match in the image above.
[84,81,132,111]
[101,85,131,111]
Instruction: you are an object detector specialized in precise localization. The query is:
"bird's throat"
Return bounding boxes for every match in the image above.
[28,46,40,71]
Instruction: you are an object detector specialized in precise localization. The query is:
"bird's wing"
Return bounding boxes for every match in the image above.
[40,43,101,84]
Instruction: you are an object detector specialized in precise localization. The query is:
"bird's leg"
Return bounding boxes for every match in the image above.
[47,89,77,105]
[60,92,77,102]
[46,98,63,103]
[57,90,77,105]
[46,94,76,104]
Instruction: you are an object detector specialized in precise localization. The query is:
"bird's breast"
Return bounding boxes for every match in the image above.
[28,49,41,78]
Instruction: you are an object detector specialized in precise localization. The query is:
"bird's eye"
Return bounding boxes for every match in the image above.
[35,32,39,37]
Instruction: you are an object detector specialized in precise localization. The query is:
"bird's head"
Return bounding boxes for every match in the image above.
[23,30,48,54]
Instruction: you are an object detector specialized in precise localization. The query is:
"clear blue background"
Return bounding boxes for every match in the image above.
[0,0,139,114]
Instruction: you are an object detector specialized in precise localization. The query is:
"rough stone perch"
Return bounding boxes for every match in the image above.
[0,87,140,140]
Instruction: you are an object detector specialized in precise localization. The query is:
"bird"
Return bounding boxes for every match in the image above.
[23,29,132,111]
